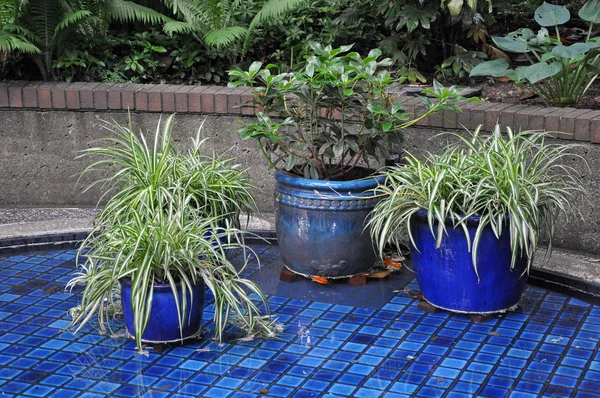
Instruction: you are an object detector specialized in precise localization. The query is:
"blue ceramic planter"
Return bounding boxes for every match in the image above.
[120,278,205,343]
[410,211,528,314]
[275,169,385,278]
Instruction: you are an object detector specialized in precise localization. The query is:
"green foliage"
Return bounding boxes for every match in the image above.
[68,115,274,352]
[161,0,308,54]
[470,0,600,106]
[374,0,496,82]
[438,44,488,80]
[369,125,586,276]
[2,0,170,80]
[229,43,475,181]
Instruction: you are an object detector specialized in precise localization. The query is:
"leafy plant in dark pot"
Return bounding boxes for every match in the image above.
[229,43,472,279]
[67,116,277,352]
[369,126,585,313]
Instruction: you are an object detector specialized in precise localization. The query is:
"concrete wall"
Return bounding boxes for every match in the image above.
[0,110,275,210]
[1,108,599,255]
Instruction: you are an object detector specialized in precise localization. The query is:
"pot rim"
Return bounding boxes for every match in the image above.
[119,277,204,292]
[413,209,510,227]
[275,168,385,191]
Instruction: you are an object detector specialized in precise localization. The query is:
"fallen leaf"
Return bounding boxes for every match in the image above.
[488,331,500,337]
[495,76,511,83]
[383,257,402,269]
[311,276,329,285]
[584,258,600,263]
[519,91,537,100]
[259,388,269,394]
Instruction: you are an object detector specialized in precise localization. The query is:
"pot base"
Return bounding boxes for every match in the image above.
[421,296,520,315]
[124,328,203,345]
[284,264,376,280]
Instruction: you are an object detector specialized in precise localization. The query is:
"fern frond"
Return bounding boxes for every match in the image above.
[163,20,201,36]
[204,26,246,48]
[104,0,170,24]
[0,30,40,53]
[243,0,308,53]
[250,0,308,25]
[55,10,92,35]
[162,0,221,28]
[2,23,39,41]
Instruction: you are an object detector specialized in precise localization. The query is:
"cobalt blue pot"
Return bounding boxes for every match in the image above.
[410,211,528,314]
[120,278,205,344]
[275,169,385,278]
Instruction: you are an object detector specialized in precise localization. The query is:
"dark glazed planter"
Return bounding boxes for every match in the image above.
[120,278,205,344]
[275,169,385,278]
[410,211,528,314]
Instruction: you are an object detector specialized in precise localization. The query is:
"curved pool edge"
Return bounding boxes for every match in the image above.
[0,223,598,306]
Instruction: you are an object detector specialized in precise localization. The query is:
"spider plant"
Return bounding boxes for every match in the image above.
[369,125,586,276]
[67,115,275,351]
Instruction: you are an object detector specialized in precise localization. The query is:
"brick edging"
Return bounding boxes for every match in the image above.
[1,81,599,144]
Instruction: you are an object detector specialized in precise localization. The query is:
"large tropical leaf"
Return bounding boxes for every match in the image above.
[579,0,600,24]
[552,43,592,59]
[492,36,530,53]
[469,58,512,77]
[534,2,570,27]
[516,61,562,83]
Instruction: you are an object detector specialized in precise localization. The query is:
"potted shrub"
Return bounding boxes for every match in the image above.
[67,115,277,352]
[228,43,472,279]
[369,126,585,313]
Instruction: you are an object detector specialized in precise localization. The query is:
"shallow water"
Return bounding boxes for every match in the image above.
[0,244,599,397]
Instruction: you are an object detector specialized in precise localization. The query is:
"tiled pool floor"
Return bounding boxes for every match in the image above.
[0,243,599,398]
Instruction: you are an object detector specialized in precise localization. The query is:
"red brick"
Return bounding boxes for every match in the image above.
[0,82,9,107]
[37,82,57,108]
[214,87,233,114]
[227,86,251,114]
[513,106,544,132]
[107,83,129,109]
[161,85,181,112]
[175,86,194,112]
[65,82,86,109]
[201,86,220,113]
[558,109,593,140]
[427,108,444,128]
[574,110,600,141]
[188,86,208,112]
[147,84,169,112]
[50,82,70,109]
[528,107,553,131]
[240,90,257,115]
[22,82,42,108]
[135,84,155,111]
[455,100,480,129]
[442,109,458,129]
[79,83,100,109]
[483,103,514,132]
[590,117,600,143]
[470,102,496,130]
[544,107,576,138]
[414,103,429,127]
[498,105,529,132]
[8,81,27,107]
[93,83,114,110]
[121,84,143,110]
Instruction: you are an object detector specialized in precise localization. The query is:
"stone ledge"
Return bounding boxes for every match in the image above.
[1,81,599,144]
